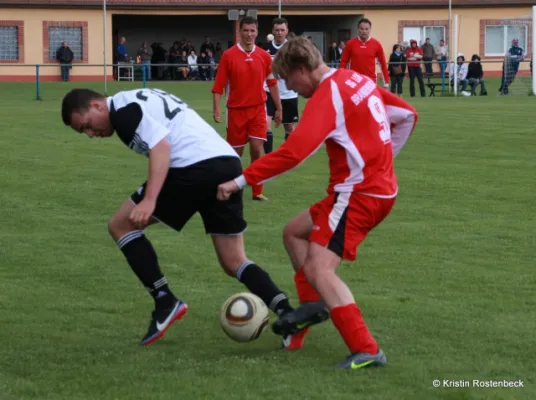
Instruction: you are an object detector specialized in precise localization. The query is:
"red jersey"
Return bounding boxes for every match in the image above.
[212,43,277,109]
[405,46,424,68]
[235,69,418,197]
[339,37,390,84]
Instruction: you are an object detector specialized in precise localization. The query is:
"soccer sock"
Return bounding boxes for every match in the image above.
[294,267,321,303]
[117,230,178,310]
[236,261,293,316]
[330,303,379,355]
[263,131,273,154]
[252,183,263,198]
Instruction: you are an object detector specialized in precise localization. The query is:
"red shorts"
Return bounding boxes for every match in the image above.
[226,105,267,148]
[309,192,396,261]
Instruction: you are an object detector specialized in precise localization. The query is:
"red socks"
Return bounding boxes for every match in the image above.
[294,267,321,303]
[331,303,379,355]
[252,183,263,198]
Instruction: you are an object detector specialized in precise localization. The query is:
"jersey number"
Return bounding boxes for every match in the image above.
[368,95,391,144]
[136,89,185,120]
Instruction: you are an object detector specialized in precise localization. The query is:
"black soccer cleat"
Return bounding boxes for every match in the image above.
[272,301,329,336]
[141,300,188,346]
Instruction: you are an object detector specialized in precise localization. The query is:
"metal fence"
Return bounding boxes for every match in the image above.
[0,59,532,100]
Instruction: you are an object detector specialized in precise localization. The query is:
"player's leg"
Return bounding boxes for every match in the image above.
[226,108,248,157]
[108,191,191,345]
[264,93,275,154]
[248,105,269,201]
[197,156,303,319]
[275,193,395,367]
[282,98,299,141]
[278,210,325,350]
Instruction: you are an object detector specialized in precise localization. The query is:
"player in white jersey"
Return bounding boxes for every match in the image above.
[61,88,327,346]
[263,18,300,154]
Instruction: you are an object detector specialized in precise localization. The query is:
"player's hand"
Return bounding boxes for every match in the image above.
[213,107,221,123]
[217,180,239,201]
[274,109,283,128]
[129,199,156,229]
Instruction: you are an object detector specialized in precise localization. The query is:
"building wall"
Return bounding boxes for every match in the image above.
[0,6,532,80]
[0,8,113,80]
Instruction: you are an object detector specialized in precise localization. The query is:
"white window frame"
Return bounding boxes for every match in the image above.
[484,24,528,57]
[403,25,446,46]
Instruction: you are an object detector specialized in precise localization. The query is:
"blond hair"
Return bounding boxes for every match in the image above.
[272,35,324,79]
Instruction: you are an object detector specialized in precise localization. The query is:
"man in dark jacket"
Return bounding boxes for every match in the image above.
[56,41,74,82]
[466,54,487,96]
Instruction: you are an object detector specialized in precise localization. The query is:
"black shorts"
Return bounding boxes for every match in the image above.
[130,156,246,235]
[265,93,299,124]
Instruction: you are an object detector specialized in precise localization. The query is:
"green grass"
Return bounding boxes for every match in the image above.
[0,79,535,400]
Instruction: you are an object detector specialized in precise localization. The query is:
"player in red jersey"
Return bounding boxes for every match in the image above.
[212,16,282,201]
[217,36,418,369]
[339,18,390,89]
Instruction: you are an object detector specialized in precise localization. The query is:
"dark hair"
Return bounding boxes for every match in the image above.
[392,44,401,53]
[358,18,372,27]
[272,17,288,28]
[239,16,258,29]
[61,88,104,126]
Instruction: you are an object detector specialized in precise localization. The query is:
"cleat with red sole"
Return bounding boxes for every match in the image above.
[141,301,188,346]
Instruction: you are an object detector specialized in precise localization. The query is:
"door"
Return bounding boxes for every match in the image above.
[302,31,325,59]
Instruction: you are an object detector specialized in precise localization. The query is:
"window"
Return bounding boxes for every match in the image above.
[0,26,18,61]
[485,24,528,56]
[48,27,83,61]
[403,26,446,47]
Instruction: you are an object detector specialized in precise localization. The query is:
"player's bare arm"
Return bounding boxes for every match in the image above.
[129,138,171,228]
[212,92,222,123]
[268,82,283,127]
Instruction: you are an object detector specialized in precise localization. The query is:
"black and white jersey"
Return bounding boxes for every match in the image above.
[264,40,298,100]
[108,88,238,168]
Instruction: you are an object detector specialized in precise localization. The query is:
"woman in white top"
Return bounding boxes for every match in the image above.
[449,53,470,94]
[187,49,198,79]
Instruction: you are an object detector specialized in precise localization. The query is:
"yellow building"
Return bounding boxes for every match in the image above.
[0,0,533,81]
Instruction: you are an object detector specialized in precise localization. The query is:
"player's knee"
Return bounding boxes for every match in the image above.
[108,213,133,241]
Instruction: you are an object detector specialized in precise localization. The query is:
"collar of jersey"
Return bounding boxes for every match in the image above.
[237,42,256,54]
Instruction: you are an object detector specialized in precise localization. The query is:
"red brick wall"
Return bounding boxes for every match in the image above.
[398,20,449,45]
[0,21,24,64]
[42,21,89,64]
[479,19,532,59]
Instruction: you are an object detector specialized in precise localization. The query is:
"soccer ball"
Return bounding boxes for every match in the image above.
[267,34,275,41]
[220,292,270,342]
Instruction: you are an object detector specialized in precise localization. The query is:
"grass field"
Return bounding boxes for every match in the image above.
[1,78,535,400]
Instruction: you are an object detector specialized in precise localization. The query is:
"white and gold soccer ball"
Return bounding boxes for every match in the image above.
[266,34,275,41]
[220,292,270,342]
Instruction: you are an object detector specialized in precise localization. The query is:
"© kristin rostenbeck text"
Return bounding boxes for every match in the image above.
[432,379,524,388]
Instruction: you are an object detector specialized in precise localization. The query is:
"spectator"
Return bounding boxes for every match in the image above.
[436,39,448,78]
[421,37,436,75]
[183,40,194,55]
[499,38,524,95]
[215,42,223,61]
[449,53,469,94]
[56,40,74,82]
[137,41,152,80]
[466,54,487,96]
[197,51,210,80]
[117,37,127,62]
[339,18,389,88]
[150,42,166,80]
[206,49,217,80]
[200,36,216,55]
[405,39,426,97]
[328,41,339,67]
[177,50,189,80]
[388,44,406,97]
[168,41,181,80]
[188,49,198,79]
[338,41,345,59]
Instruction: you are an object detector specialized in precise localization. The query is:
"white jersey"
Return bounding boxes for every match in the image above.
[264,40,298,100]
[107,89,238,168]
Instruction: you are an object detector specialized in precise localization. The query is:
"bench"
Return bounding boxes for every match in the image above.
[425,72,449,97]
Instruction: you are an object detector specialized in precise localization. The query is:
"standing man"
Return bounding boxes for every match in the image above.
[212,16,282,201]
[339,18,390,88]
[56,41,74,82]
[421,37,436,75]
[218,36,419,367]
[264,17,300,154]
